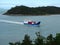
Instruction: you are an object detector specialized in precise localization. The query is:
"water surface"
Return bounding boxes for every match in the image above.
[0,14,60,45]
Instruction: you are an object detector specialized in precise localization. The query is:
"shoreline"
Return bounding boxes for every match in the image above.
[3,14,60,16]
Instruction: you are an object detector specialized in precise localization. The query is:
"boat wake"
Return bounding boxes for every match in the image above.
[0,19,24,25]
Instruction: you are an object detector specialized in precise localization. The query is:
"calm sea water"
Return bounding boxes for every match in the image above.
[0,14,60,45]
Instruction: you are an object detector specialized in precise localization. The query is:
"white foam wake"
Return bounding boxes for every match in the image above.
[0,19,24,24]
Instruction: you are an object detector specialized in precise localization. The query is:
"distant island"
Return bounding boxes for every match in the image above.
[4,5,60,15]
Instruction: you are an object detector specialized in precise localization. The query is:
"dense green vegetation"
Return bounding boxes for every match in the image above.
[9,32,60,45]
[4,5,60,15]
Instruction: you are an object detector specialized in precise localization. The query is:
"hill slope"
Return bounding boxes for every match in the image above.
[4,6,60,15]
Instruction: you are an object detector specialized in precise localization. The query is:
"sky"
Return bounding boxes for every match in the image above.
[0,0,60,9]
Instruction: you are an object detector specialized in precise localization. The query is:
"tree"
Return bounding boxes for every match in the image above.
[34,32,43,45]
[55,33,60,45]
[21,34,32,45]
[9,41,21,45]
[46,34,54,45]
[9,42,15,45]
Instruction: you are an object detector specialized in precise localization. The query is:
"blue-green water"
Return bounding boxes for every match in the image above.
[0,14,60,45]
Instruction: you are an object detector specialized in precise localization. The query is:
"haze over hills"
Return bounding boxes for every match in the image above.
[0,8,7,14]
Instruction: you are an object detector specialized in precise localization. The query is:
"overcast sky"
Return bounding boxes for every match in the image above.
[0,0,60,9]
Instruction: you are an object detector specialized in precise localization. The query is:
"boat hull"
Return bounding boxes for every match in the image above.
[24,21,40,26]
